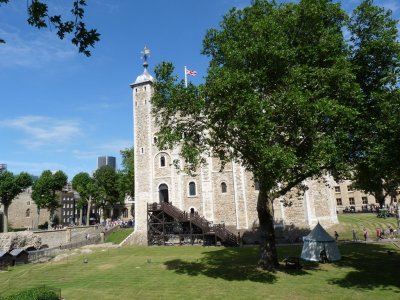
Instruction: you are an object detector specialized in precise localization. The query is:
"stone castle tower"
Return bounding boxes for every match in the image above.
[129,49,338,245]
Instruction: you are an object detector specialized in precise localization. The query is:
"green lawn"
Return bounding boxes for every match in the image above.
[1,242,399,299]
[104,228,134,244]
[331,213,398,241]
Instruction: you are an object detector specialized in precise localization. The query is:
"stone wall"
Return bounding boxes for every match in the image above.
[7,188,50,229]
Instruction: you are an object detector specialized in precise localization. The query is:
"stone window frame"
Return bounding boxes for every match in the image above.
[349,197,355,205]
[188,181,197,197]
[254,181,260,191]
[160,156,166,168]
[221,182,227,193]
[26,209,30,218]
[336,198,342,206]
[334,186,341,193]
[362,197,368,204]
[27,201,30,206]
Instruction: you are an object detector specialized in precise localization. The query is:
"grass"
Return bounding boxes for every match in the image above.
[104,228,134,244]
[1,214,399,299]
[331,213,398,241]
[0,242,399,300]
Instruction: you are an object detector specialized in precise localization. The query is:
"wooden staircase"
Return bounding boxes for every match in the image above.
[147,202,238,246]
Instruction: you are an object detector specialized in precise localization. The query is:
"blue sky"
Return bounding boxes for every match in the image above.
[0,0,399,180]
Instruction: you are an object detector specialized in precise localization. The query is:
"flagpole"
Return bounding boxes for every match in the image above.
[184,66,187,88]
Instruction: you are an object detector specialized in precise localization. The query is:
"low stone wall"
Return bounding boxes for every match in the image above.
[34,226,101,248]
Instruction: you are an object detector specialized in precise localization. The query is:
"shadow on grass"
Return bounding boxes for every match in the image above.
[328,242,400,291]
[164,246,319,283]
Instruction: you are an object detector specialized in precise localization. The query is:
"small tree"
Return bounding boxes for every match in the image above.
[118,147,135,201]
[72,172,97,225]
[0,171,32,232]
[93,166,119,221]
[32,170,68,229]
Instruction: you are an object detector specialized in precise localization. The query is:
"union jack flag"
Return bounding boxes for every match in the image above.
[185,68,197,76]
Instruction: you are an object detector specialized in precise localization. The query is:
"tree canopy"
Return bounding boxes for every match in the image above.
[118,147,135,201]
[93,165,120,220]
[0,0,100,56]
[72,172,97,225]
[152,0,400,269]
[0,171,32,232]
[32,170,68,229]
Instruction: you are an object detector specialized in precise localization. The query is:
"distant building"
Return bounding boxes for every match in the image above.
[0,164,7,173]
[97,156,116,170]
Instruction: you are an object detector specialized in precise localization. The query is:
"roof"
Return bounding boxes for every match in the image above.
[303,222,335,242]
[0,250,12,257]
[132,67,154,86]
[9,248,27,256]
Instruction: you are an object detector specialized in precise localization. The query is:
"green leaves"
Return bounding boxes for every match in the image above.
[0,171,32,207]
[2,0,100,56]
[32,170,67,210]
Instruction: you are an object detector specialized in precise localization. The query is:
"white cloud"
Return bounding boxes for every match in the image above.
[4,160,66,175]
[0,28,75,68]
[0,115,82,149]
[98,139,133,153]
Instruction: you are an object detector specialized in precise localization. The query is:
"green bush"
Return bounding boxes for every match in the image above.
[1,286,59,300]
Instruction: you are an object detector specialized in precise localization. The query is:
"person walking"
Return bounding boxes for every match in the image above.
[363,228,368,242]
[352,228,357,242]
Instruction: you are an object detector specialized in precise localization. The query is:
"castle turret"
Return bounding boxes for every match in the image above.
[130,47,154,244]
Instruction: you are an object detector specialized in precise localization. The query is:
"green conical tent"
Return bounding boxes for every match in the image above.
[301,222,341,262]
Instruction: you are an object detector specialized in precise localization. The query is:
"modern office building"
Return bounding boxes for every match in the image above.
[0,164,7,173]
[97,156,116,170]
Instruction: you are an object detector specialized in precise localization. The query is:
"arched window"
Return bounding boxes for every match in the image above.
[221,182,227,193]
[26,209,30,218]
[160,156,166,167]
[189,182,196,196]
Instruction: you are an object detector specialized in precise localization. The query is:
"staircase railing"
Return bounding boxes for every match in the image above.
[149,202,238,246]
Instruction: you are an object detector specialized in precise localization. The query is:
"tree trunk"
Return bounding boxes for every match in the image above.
[375,190,386,208]
[3,204,9,233]
[37,207,40,230]
[257,185,279,270]
[48,208,54,230]
[86,197,91,226]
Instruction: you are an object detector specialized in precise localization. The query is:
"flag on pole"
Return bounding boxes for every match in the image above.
[184,66,197,87]
[185,68,197,76]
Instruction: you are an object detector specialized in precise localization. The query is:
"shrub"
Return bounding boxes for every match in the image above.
[1,286,59,300]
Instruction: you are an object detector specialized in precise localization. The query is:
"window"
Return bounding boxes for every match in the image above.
[336,198,342,206]
[254,181,260,191]
[123,208,128,218]
[27,201,30,206]
[362,197,368,204]
[153,136,158,144]
[26,209,30,217]
[160,156,166,167]
[221,182,227,193]
[349,197,355,205]
[140,147,144,154]
[375,198,380,204]
[335,186,341,193]
[189,182,196,196]
[347,185,353,192]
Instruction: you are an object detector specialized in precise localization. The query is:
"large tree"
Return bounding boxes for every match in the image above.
[0,0,100,56]
[72,172,97,226]
[93,165,120,221]
[0,171,32,232]
[32,170,68,229]
[348,0,400,206]
[152,0,371,270]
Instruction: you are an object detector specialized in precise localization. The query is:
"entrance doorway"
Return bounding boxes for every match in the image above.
[159,184,169,203]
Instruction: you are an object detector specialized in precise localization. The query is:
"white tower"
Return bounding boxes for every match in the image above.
[130,47,154,244]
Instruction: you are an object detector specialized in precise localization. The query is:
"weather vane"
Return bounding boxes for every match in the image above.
[141,46,150,68]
